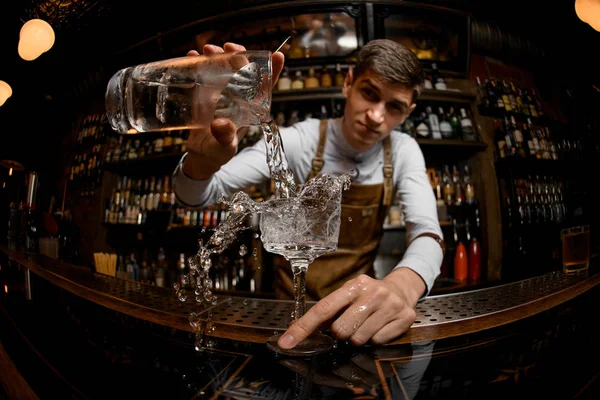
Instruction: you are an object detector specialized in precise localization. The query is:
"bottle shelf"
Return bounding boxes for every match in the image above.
[420,88,477,103]
[272,87,345,102]
[416,138,487,160]
[477,105,567,127]
[272,87,476,104]
[416,139,487,149]
[102,152,185,175]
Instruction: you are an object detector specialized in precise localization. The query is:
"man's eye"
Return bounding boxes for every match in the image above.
[389,104,403,113]
[362,89,377,100]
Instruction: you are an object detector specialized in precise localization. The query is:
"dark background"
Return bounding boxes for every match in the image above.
[0,0,598,190]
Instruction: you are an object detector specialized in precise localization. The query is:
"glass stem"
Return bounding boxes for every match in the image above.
[290,260,310,320]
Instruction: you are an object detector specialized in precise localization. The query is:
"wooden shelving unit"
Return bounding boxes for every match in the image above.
[272,87,476,103]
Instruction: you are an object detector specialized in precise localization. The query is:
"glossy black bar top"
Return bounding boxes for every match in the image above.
[1,247,599,399]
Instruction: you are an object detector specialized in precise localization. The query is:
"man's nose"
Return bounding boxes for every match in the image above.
[366,103,385,124]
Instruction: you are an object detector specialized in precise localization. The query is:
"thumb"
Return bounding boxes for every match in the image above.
[211,118,237,147]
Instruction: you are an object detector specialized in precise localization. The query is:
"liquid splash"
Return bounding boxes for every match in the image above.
[177,119,353,349]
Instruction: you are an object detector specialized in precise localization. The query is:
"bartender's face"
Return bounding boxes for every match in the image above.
[342,69,416,152]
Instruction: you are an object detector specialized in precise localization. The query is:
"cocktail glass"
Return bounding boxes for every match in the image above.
[260,188,342,356]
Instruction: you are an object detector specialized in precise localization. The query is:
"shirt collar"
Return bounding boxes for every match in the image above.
[330,117,382,162]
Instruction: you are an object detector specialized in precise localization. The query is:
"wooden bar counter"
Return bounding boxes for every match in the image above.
[1,245,599,399]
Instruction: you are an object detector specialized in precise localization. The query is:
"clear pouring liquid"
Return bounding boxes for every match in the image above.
[105,51,273,134]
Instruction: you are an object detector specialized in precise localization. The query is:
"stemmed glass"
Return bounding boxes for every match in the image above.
[259,183,343,356]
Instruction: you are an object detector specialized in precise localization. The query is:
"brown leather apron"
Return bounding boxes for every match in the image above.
[275,119,394,301]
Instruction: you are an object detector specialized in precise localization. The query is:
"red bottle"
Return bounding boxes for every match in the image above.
[454,242,468,281]
[468,237,482,282]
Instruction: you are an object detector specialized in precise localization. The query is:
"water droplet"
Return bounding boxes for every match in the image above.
[243,299,249,306]
[252,248,258,258]
[178,290,188,302]
[332,340,338,349]
[254,232,259,239]
[239,244,248,256]
[348,217,352,222]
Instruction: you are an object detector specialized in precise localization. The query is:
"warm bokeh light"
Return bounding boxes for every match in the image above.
[9,167,13,176]
[18,19,55,61]
[575,0,600,31]
[0,80,12,106]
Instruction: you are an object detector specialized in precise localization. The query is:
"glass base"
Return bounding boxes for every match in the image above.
[266,332,333,357]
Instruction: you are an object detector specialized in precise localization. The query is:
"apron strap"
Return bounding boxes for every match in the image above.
[307,120,393,207]
[382,136,394,206]
[306,119,328,182]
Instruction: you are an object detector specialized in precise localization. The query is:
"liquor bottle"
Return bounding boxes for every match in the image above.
[484,79,497,110]
[319,105,328,120]
[453,219,468,282]
[460,108,476,141]
[517,194,527,225]
[506,80,518,112]
[464,165,476,205]
[531,88,544,117]
[452,165,465,205]
[173,130,184,153]
[516,88,528,115]
[275,112,286,126]
[503,117,517,156]
[291,70,304,90]
[320,65,332,88]
[494,120,506,159]
[333,103,343,118]
[334,63,345,87]
[153,178,162,210]
[423,71,433,90]
[431,63,447,90]
[523,119,536,158]
[402,118,416,137]
[161,176,170,210]
[525,89,539,117]
[304,67,320,89]
[467,219,482,282]
[449,107,462,139]
[442,165,455,206]
[426,106,442,139]
[510,116,526,157]
[476,76,489,109]
[500,80,512,113]
[160,133,171,154]
[434,169,448,221]
[288,110,300,125]
[277,67,292,91]
[415,112,430,138]
[439,107,454,139]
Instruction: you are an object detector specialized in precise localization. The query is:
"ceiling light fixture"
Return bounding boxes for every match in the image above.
[18,19,56,61]
[0,81,12,106]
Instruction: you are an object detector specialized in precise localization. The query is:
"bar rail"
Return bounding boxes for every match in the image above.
[2,245,599,345]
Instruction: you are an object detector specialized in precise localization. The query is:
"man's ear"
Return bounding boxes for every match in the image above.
[342,67,354,98]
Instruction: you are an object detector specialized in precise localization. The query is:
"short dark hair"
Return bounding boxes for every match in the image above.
[354,39,425,102]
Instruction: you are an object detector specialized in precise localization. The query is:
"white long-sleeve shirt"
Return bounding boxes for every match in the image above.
[172,118,443,294]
